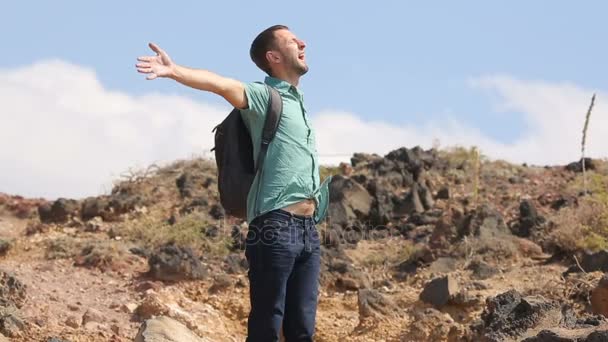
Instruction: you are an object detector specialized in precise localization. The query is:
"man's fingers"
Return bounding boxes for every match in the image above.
[137,43,163,80]
[148,42,163,55]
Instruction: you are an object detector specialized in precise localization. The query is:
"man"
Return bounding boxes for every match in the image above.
[136,25,331,341]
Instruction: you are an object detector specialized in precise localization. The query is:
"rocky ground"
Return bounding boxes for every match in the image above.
[1,146,608,341]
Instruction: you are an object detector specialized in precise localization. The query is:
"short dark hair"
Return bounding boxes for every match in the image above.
[250,25,289,76]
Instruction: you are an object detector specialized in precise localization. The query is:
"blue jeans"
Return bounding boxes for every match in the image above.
[245,209,321,342]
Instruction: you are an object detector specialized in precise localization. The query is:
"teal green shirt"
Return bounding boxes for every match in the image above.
[240,76,332,225]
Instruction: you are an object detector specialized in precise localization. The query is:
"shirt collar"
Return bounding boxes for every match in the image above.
[264,76,304,98]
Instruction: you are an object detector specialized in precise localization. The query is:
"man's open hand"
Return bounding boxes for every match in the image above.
[136,43,175,80]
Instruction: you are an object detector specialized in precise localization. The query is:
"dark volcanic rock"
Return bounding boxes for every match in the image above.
[565,158,596,173]
[511,200,545,237]
[419,275,459,309]
[80,196,110,221]
[436,187,450,200]
[475,290,562,341]
[367,181,396,226]
[458,204,508,239]
[384,146,439,181]
[38,198,79,224]
[147,244,207,281]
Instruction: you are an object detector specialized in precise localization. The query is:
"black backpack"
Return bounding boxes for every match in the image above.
[211,84,283,219]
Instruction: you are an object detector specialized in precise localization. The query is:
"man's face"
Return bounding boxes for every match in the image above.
[272,29,308,76]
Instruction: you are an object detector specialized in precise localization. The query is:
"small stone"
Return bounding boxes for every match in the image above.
[65,315,80,329]
[121,303,138,314]
[358,289,397,318]
[0,240,11,256]
[82,308,105,325]
[84,321,105,331]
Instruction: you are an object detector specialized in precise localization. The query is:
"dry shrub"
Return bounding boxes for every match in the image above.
[117,211,231,257]
[453,235,517,264]
[45,237,80,260]
[438,145,487,171]
[320,165,340,183]
[360,239,416,269]
[551,174,608,252]
[594,158,608,176]
[73,241,136,272]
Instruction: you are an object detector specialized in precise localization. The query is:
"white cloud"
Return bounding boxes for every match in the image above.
[1,61,605,200]
[0,60,228,200]
[315,75,605,167]
[468,75,606,165]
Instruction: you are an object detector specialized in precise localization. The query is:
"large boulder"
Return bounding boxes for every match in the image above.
[472,290,608,341]
[328,175,373,228]
[475,290,560,341]
[135,288,235,340]
[135,316,207,342]
[419,275,460,309]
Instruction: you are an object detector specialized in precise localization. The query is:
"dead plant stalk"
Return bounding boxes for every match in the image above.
[582,93,596,195]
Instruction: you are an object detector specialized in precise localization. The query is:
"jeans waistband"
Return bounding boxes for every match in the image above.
[261,208,315,227]
[278,208,314,220]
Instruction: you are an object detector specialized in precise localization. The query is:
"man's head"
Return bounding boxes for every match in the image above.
[250,25,308,79]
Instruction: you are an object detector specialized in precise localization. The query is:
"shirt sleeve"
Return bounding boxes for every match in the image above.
[240,82,269,127]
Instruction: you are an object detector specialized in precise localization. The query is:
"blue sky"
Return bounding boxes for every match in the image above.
[2,1,607,199]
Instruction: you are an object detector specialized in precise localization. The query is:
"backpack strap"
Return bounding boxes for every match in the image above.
[255,84,283,173]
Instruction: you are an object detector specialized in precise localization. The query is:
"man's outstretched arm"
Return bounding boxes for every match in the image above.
[136,43,247,109]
